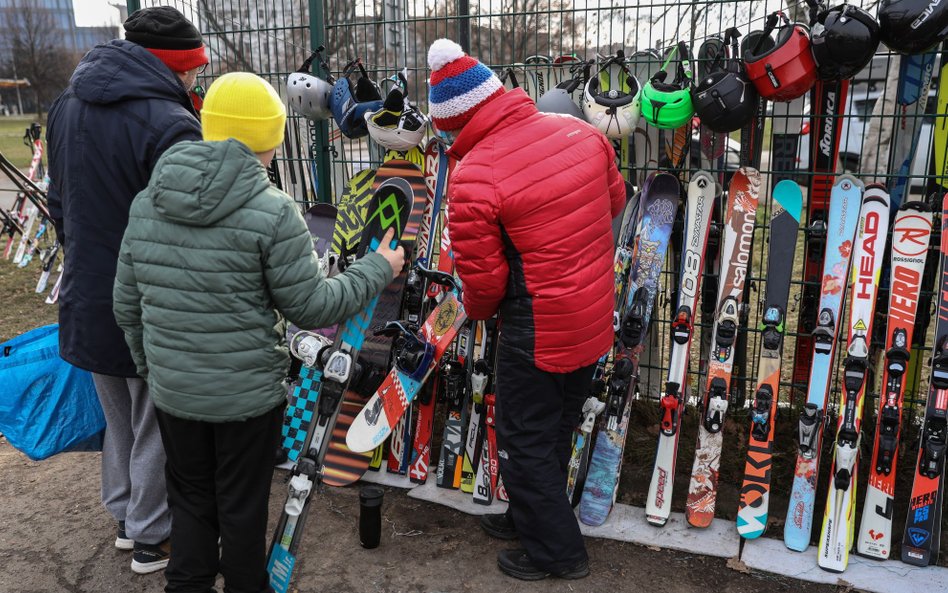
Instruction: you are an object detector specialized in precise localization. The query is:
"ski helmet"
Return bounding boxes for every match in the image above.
[537,83,585,119]
[365,83,428,152]
[695,35,727,81]
[641,42,695,130]
[692,29,759,133]
[743,12,818,102]
[330,59,383,139]
[286,49,334,122]
[810,4,880,80]
[878,0,948,54]
[582,51,642,139]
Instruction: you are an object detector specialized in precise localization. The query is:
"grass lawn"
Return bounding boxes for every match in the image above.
[0,116,44,169]
[0,256,59,343]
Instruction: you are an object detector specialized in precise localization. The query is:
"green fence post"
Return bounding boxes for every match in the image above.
[310,0,332,204]
[458,0,470,52]
[126,0,140,13]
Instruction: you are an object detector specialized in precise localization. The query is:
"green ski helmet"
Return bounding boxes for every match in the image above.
[641,42,695,130]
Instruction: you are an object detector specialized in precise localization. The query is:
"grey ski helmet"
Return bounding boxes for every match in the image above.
[536,75,584,119]
[286,49,334,121]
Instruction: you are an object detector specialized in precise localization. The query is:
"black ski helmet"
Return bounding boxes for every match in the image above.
[879,0,948,54]
[810,4,880,80]
[692,29,759,133]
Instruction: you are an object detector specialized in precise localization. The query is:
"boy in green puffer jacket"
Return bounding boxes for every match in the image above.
[112,72,404,593]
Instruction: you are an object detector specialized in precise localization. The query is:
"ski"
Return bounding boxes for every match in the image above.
[817,185,890,572]
[641,170,716,526]
[791,79,850,396]
[887,51,937,211]
[784,174,863,552]
[566,391,607,506]
[736,180,803,538]
[459,319,494,492]
[856,201,932,559]
[267,177,412,593]
[901,192,948,567]
[579,171,681,527]
[434,351,468,489]
[684,168,760,528]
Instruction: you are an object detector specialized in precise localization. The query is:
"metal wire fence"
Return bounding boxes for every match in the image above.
[126,0,946,553]
[307,0,944,435]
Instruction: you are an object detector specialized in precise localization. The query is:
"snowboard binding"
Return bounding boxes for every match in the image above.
[750,384,774,441]
[374,321,435,382]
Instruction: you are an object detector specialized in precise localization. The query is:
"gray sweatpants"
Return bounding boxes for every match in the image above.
[92,373,171,545]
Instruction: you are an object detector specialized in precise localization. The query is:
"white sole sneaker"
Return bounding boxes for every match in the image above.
[131,557,169,575]
[114,536,134,551]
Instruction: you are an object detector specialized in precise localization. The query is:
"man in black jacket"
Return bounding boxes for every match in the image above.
[46,7,207,576]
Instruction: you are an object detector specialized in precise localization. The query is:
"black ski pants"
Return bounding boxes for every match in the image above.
[155,405,282,593]
[494,344,595,573]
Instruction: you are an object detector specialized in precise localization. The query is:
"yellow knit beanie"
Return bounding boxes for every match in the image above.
[201,72,286,152]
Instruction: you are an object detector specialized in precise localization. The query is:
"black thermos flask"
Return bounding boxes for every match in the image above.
[359,485,384,549]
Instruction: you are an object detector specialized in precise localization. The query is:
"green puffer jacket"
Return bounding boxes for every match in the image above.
[113,139,391,422]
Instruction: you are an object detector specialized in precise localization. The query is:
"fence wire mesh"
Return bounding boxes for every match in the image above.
[128,0,947,561]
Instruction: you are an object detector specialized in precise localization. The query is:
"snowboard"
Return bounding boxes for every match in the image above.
[579,171,681,527]
[267,176,413,593]
[345,272,467,454]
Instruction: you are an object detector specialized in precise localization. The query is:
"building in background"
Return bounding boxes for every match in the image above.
[0,0,120,115]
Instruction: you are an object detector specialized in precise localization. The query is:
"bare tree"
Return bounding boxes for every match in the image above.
[2,0,76,117]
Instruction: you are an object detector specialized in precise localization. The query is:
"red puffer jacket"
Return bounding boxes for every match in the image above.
[447,89,625,373]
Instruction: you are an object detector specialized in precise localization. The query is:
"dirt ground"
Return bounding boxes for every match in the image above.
[0,439,847,593]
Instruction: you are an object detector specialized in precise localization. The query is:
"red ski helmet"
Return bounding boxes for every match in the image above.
[743,12,818,102]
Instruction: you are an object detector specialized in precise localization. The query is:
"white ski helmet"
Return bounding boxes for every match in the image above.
[582,54,642,139]
[286,50,334,121]
[365,85,429,152]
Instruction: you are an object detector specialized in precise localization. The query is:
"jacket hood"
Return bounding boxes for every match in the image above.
[71,39,195,113]
[150,139,272,227]
[448,89,538,160]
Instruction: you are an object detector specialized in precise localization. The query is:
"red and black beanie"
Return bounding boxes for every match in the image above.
[124,6,208,73]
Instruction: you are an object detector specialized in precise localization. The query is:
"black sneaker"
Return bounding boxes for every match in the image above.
[131,539,170,574]
[497,548,589,581]
[115,521,133,551]
[479,512,518,540]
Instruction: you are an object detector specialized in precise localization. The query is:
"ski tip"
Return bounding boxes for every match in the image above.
[773,179,803,223]
[835,173,865,192]
[783,536,809,553]
[645,515,668,527]
[345,426,385,454]
[863,184,891,208]
[689,170,722,197]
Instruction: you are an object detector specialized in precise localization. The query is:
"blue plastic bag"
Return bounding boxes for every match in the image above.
[0,324,105,460]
